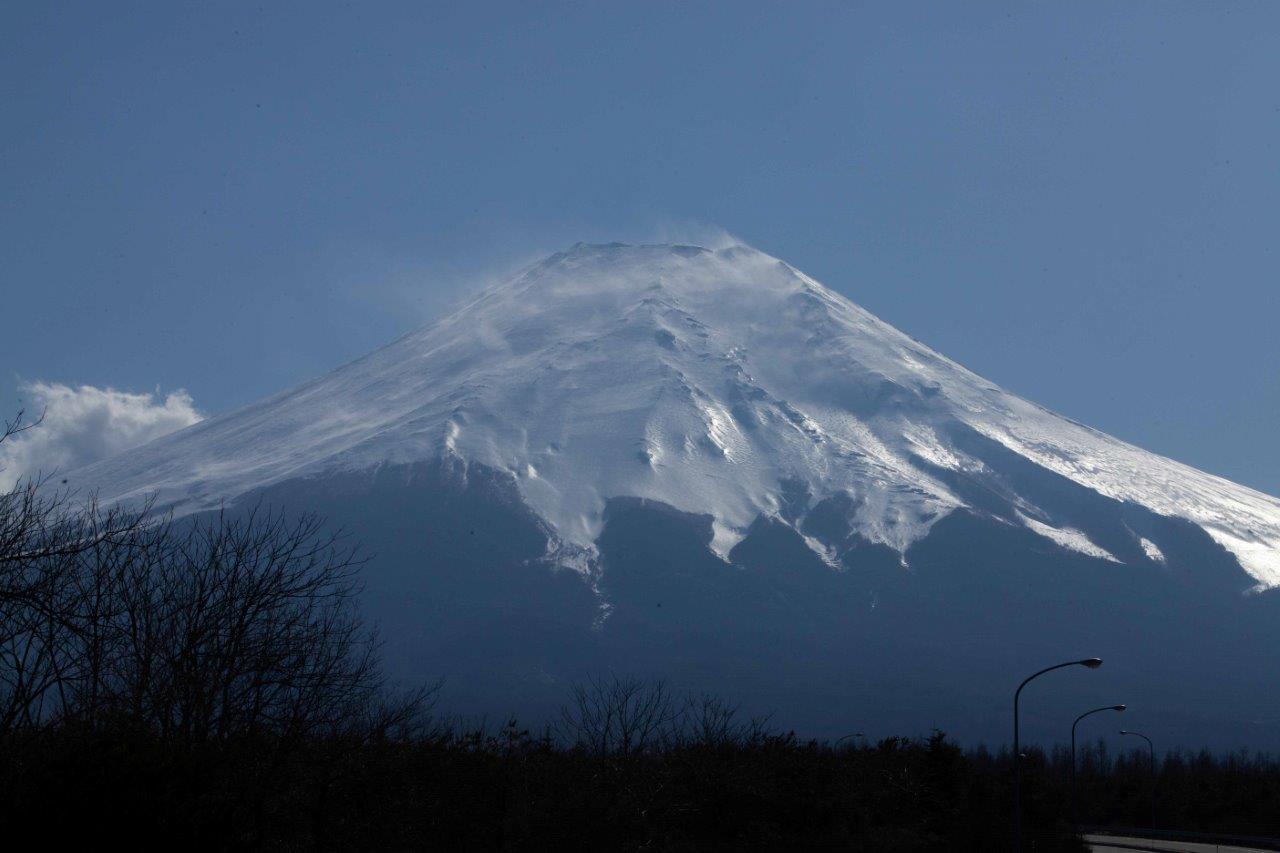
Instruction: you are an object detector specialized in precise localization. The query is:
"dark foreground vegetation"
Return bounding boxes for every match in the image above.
[1,414,1275,850]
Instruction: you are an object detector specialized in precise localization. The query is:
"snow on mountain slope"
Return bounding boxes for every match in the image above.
[65,242,1280,588]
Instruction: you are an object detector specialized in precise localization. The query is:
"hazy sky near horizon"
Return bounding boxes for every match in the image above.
[3,2,1278,494]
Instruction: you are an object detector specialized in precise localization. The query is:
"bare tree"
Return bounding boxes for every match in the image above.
[677,692,753,748]
[76,507,390,742]
[0,412,155,733]
[0,411,147,572]
[558,674,678,757]
[1,411,433,743]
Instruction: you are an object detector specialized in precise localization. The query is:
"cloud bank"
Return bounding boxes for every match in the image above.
[0,382,203,489]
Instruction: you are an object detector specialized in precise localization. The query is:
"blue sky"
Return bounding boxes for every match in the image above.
[3,2,1278,494]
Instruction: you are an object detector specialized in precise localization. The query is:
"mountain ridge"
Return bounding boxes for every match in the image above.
[66,241,1280,589]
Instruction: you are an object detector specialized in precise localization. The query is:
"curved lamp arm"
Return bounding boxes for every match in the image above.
[1012,657,1102,853]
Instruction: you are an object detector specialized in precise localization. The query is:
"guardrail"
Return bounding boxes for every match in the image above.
[1082,826,1280,853]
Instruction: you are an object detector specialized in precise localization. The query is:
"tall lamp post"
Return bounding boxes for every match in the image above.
[1120,729,1156,830]
[1070,704,1125,829]
[1013,657,1103,853]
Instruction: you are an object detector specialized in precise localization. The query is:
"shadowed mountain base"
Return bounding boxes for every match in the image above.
[248,448,1280,751]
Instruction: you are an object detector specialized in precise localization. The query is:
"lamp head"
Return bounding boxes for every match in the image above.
[1114,705,1127,711]
[1080,657,1103,669]
[1119,729,1129,735]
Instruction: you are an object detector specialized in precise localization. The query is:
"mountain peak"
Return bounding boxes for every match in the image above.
[531,240,763,274]
[65,242,1280,588]
[561,240,717,256]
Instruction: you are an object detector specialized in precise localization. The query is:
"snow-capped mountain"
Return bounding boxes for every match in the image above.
[69,241,1280,589]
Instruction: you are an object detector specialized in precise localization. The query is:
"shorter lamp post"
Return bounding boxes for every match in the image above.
[1070,704,1125,829]
[1120,729,1156,830]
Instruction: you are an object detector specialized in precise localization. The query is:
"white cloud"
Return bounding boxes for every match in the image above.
[0,382,203,489]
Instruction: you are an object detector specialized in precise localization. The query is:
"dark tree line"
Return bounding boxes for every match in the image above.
[1007,739,1280,840]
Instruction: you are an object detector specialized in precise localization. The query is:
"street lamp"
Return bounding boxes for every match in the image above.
[1120,729,1156,830]
[1071,704,1125,829]
[1013,657,1103,853]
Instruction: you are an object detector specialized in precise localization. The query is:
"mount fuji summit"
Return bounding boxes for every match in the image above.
[68,243,1280,746]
